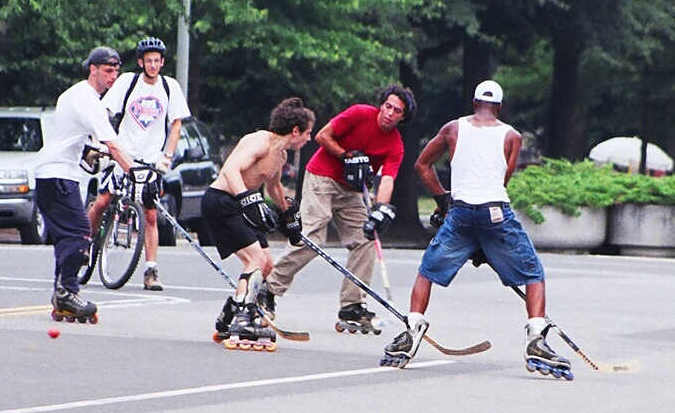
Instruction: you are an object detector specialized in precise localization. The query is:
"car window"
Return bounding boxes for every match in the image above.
[178,121,208,159]
[0,117,43,152]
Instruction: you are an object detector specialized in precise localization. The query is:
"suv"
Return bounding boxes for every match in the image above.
[0,107,54,243]
[0,107,218,246]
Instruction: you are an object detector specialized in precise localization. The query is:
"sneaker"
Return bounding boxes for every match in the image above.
[143,267,163,291]
[256,282,276,320]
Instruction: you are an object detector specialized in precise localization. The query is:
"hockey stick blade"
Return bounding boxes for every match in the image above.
[300,234,491,356]
[424,335,492,356]
[260,312,310,342]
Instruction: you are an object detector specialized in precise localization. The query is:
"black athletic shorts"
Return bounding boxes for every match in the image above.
[201,187,268,259]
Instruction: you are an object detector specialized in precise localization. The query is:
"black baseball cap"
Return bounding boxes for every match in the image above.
[82,46,121,69]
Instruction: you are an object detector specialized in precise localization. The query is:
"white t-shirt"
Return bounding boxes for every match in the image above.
[102,72,191,163]
[33,80,117,181]
[450,116,514,204]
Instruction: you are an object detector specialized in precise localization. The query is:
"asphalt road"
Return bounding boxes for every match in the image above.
[0,241,673,413]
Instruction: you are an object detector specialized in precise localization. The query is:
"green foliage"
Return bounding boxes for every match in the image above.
[507,158,675,223]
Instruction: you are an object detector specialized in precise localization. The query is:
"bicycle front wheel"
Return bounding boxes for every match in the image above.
[98,200,145,289]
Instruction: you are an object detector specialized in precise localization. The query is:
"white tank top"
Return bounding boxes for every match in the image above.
[450,116,513,204]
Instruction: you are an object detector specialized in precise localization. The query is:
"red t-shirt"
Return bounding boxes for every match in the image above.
[306,104,404,185]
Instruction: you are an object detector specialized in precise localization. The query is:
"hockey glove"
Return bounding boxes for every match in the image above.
[236,190,278,233]
[429,192,452,228]
[363,202,396,241]
[78,142,109,175]
[278,197,303,246]
[341,150,373,191]
[155,155,172,174]
[470,249,488,268]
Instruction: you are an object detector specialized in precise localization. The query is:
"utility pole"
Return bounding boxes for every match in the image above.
[176,0,191,96]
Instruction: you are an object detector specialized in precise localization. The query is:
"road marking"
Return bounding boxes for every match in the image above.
[0,360,454,413]
[0,276,235,293]
[0,289,190,317]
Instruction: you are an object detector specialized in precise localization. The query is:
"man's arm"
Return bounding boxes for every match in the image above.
[104,141,133,173]
[265,152,289,211]
[414,120,457,195]
[375,175,394,203]
[314,123,346,157]
[503,129,522,186]
[163,118,182,158]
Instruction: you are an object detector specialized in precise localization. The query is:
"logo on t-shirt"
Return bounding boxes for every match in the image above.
[129,96,164,129]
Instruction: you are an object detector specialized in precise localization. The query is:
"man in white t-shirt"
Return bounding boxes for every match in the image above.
[34,46,133,321]
[90,37,191,291]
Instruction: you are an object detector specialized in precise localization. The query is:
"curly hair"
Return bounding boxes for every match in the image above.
[269,97,316,135]
[377,84,417,123]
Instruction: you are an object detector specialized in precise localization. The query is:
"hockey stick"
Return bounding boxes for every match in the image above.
[361,183,393,301]
[154,200,310,342]
[301,234,491,356]
[511,286,599,370]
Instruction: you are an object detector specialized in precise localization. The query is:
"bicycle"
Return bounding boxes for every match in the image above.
[78,163,157,289]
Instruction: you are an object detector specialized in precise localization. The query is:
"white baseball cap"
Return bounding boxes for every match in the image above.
[473,80,503,104]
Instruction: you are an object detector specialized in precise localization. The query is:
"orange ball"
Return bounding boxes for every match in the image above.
[48,328,60,339]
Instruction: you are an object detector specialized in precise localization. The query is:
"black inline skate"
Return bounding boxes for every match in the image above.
[224,303,277,352]
[50,286,98,324]
[335,303,381,335]
[256,281,276,321]
[380,313,429,368]
[524,324,573,380]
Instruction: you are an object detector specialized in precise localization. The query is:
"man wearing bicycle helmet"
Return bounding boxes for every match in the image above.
[90,36,191,291]
[33,46,134,322]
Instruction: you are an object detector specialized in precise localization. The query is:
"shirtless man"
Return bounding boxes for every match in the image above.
[201,97,314,348]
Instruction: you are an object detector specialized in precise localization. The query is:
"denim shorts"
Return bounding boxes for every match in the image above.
[418,202,544,287]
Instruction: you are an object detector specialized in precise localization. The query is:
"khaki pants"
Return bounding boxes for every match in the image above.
[267,172,375,309]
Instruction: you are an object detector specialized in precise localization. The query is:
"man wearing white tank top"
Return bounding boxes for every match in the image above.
[380,80,572,377]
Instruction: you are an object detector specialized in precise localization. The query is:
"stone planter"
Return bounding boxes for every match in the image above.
[608,204,675,257]
[515,206,607,251]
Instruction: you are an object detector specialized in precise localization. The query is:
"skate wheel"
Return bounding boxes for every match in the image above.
[551,369,562,379]
[77,316,87,323]
[361,329,369,335]
[65,316,75,323]
[335,322,345,333]
[347,328,357,334]
[252,343,264,351]
[538,366,550,375]
[51,310,63,322]
[238,342,251,351]
[373,329,382,336]
[562,370,574,381]
[88,314,98,324]
[264,342,277,352]
[526,360,537,373]
[212,332,224,343]
[224,339,238,350]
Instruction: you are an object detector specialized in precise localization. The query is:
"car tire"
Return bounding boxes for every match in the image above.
[19,206,48,244]
[158,194,177,246]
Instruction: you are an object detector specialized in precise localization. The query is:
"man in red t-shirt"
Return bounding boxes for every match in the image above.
[258,85,416,333]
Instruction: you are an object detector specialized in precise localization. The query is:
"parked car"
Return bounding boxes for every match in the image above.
[156,117,219,246]
[0,107,55,244]
[0,107,218,246]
